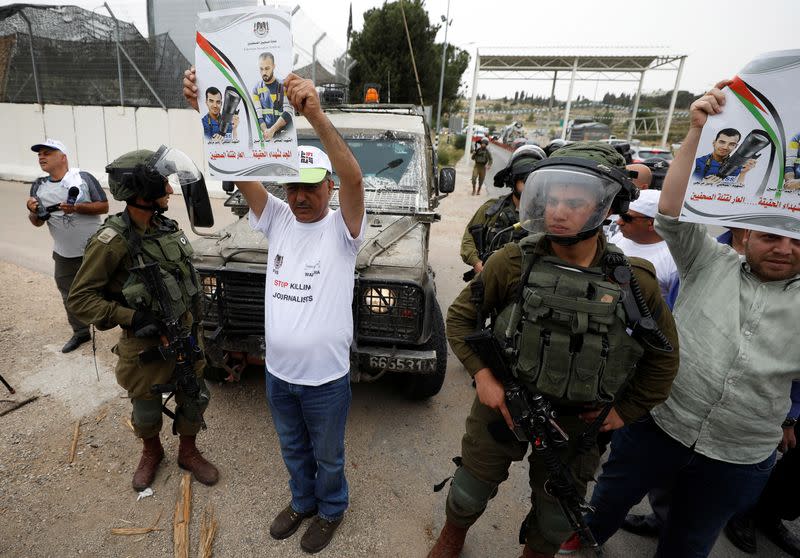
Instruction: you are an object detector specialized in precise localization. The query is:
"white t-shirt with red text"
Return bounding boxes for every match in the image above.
[250,193,365,386]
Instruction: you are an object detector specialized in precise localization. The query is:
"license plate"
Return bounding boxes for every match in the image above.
[367,355,436,373]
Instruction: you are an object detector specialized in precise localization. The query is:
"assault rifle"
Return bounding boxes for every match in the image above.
[464,329,603,556]
[132,260,207,431]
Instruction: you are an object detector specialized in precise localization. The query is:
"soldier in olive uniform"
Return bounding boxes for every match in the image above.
[68,147,219,491]
[428,143,680,558]
[461,145,546,279]
[471,138,493,195]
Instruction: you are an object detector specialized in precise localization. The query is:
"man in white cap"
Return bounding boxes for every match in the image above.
[184,69,364,554]
[609,189,678,299]
[25,138,108,352]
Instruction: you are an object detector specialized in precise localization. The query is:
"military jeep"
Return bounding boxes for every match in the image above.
[187,104,455,398]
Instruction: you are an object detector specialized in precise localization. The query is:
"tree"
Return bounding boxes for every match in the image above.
[348,0,470,119]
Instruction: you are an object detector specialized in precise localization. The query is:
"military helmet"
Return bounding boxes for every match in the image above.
[543,139,569,157]
[519,141,639,244]
[105,145,204,203]
[106,149,155,201]
[480,137,489,145]
[493,144,546,189]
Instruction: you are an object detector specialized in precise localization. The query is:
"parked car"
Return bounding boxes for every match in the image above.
[631,146,673,163]
[186,104,456,399]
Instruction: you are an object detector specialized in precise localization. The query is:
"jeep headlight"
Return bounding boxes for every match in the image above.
[201,275,217,299]
[364,287,397,314]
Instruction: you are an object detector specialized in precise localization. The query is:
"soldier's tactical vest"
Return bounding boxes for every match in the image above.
[473,148,490,165]
[483,195,527,254]
[102,213,200,321]
[494,234,644,404]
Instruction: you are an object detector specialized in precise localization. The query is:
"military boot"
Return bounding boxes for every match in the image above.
[132,436,164,491]
[427,520,469,558]
[177,435,219,486]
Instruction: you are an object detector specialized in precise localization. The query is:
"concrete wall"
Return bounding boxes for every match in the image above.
[0,103,224,196]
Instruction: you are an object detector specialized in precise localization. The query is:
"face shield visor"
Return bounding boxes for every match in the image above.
[148,145,214,227]
[148,145,204,193]
[519,165,620,238]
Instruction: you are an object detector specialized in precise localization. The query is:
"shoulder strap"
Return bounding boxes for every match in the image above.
[485,195,508,217]
[501,233,546,340]
[30,176,47,197]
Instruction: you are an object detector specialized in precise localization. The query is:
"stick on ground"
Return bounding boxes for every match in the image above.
[111,509,164,536]
[173,473,192,558]
[199,505,218,558]
[68,420,80,463]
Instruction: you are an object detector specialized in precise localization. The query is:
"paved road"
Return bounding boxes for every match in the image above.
[1,167,795,557]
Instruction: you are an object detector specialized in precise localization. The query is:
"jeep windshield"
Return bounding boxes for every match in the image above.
[299,136,419,190]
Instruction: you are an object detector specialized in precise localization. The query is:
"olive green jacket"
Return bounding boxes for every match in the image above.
[67,213,180,330]
[460,194,519,266]
[446,235,680,424]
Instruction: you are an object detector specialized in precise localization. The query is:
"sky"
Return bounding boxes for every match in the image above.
[11,0,799,101]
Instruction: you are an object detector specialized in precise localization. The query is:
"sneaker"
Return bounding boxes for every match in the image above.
[300,515,343,554]
[62,332,91,353]
[558,533,581,555]
[269,504,316,540]
[620,513,662,538]
[724,514,757,554]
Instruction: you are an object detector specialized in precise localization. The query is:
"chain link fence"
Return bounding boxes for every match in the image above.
[0,4,190,108]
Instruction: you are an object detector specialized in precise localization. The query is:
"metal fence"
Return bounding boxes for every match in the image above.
[0,5,190,108]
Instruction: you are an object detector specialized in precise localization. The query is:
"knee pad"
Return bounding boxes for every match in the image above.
[447,466,499,519]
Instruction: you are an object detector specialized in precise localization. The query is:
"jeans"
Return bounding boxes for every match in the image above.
[586,415,776,558]
[266,370,351,521]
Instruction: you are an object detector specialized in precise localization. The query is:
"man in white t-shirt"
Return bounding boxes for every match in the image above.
[25,138,108,352]
[609,189,678,299]
[185,70,365,554]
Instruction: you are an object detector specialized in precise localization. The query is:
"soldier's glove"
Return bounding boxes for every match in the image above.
[131,311,162,338]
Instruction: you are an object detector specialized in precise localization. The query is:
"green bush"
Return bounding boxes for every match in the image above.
[453,134,466,150]
[437,142,461,166]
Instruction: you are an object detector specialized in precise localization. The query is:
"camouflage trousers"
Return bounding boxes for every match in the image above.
[471,164,487,188]
[445,395,599,555]
[112,333,209,439]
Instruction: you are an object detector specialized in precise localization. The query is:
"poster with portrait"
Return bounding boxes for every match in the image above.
[680,49,800,239]
[195,6,299,180]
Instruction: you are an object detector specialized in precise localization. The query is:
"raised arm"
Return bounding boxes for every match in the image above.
[660,80,731,217]
[283,73,364,238]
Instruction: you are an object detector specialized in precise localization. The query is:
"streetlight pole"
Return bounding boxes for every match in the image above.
[434,0,451,150]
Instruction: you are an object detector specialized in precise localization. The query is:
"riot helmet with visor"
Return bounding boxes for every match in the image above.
[519,142,638,245]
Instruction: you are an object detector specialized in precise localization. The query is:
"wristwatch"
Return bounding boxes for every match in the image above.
[782,417,797,429]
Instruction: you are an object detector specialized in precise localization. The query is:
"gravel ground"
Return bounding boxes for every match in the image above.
[1,155,798,557]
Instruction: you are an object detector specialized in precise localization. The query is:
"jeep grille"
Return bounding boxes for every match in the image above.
[356,282,423,343]
[208,270,266,335]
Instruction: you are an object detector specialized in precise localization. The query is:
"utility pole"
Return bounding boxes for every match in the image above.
[434,0,451,150]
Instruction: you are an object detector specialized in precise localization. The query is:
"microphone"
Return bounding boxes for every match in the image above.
[66,186,79,205]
